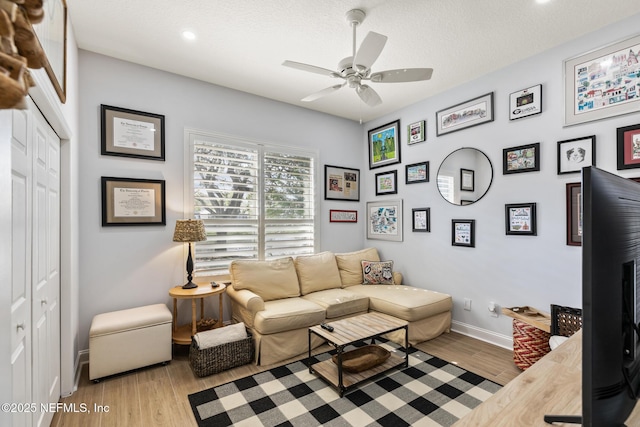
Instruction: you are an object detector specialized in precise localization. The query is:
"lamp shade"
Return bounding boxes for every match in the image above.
[173,219,207,242]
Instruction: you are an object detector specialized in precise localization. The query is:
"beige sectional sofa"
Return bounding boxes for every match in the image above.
[226,248,452,365]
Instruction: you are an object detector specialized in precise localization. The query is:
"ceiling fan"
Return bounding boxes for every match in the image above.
[282,9,433,107]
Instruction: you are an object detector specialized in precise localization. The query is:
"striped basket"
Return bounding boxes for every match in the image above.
[512,318,550,370]
[189,332,254,377]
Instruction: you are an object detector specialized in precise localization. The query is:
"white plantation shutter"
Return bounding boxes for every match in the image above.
[188,130,317,275]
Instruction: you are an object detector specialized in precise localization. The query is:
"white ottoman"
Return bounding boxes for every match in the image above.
[89,304,172,381]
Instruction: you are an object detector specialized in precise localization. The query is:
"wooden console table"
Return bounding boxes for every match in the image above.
[452,330,640,426]
[169,283,226,345]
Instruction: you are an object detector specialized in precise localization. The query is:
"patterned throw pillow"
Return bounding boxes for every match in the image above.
[361,260,395,285]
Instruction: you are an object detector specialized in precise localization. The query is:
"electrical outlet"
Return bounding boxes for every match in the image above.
[464,298,472,311]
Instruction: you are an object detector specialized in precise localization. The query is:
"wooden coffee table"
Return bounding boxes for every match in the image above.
[308,312,408,396]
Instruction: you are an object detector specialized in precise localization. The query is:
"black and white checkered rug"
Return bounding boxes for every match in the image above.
[188,342,501,427]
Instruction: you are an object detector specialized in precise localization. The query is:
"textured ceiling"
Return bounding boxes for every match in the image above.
[66,0,640,123]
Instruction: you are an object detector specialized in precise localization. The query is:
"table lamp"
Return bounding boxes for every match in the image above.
[173,219,207,289]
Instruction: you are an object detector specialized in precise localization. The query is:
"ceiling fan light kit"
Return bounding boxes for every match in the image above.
[283,9,433,107]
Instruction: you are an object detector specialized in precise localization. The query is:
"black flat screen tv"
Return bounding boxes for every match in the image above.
[546,166,640,426]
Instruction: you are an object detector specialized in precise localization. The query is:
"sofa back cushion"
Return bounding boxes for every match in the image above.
[294,251,342,295]
[230,257,300,301]
[335,248,380,287]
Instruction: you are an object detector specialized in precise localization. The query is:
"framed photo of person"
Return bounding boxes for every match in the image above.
[557,135,596,175]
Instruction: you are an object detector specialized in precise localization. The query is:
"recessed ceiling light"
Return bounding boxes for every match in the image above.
[536,0,552,4]
[182,30,196,41]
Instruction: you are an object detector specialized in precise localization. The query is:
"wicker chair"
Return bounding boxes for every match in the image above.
[549,304,583,350]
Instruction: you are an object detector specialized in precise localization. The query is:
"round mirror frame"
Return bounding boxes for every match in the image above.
[436,147,494,206]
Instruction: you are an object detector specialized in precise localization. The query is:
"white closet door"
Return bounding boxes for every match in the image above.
[11,98,61,427]
[11,108,32,427]
[30,102,61,427]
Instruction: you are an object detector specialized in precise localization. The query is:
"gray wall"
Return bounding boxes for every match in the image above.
[361,13,640,343]
[77,51,363,351]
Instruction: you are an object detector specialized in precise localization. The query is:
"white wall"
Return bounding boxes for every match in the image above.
[77,52,364,351]
[362,13,640,343]
[77,13,640,354]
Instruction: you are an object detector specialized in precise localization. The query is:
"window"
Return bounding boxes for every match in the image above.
[186,130,318,276]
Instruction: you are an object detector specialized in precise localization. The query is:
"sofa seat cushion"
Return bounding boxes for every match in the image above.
[349,285,452,322]
[294,251,343,295]
[301,289,370,319]
[230,257,300,301]
[254,297,325,335]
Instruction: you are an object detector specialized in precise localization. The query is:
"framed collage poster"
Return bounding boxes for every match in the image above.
[324,165,360,201]
[368,120,401,169]
[563,33,640,126]
[616,123,640,170]
[366,199,403,242]
[505,203,537,236]
[503,143,540,175]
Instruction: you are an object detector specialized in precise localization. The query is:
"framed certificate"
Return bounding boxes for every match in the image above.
[101,177,166,226]
[101,105,166,161]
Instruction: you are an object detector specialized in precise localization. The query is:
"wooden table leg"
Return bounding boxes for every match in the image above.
[216,292,223,328]
[191,298,197,336]
[172,298,177,332]
[200,298,204,321]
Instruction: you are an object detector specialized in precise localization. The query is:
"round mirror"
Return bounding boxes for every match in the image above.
[437,148,493,205]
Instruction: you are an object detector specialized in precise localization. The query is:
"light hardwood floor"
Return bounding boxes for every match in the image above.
[51,332,521,427]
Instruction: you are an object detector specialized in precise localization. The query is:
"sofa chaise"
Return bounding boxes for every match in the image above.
[226,248,452,365]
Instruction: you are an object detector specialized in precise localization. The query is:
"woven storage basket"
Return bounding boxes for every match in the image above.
[512,318,550,370]
[189,331,253,377]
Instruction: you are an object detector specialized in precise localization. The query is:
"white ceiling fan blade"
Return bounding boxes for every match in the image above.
[370,68,434,83]
[356,84,382,107]
[301,83,345,102]
[282,60,340,78]
[353,31,387,71]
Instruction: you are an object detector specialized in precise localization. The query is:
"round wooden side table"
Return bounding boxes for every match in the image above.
[169,282,226,345]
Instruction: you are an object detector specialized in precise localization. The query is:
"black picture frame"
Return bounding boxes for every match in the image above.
[505,203,537,236]
[324,164,360,201]
[101,177,166,226]
[566,182,581,246]
[452,219,475,247]
[436,92,494,136]
[460,169,474,191]
[368,120,401,169]
[509,84,542,121]
[412,208,430,232]
[557,135,596,175]
[405,161,429,184]
[101,104,166,161]
[375,170,398,196]
[616,123,640,170]
[503,143,540,174]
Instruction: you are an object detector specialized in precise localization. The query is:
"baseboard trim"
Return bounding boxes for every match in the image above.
[74,350,89,392]
[451,320,513,350]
